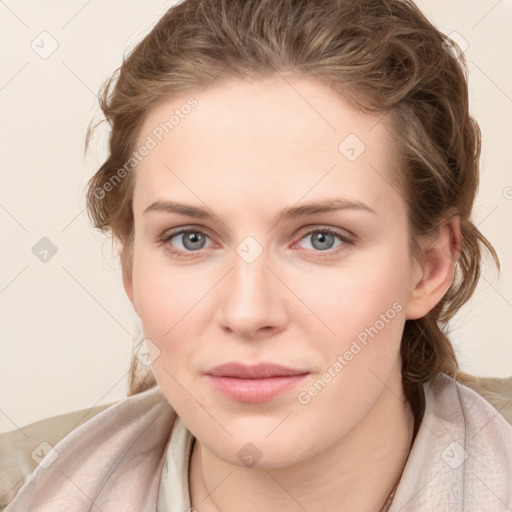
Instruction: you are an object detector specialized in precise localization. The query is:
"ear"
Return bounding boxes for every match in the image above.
[405,217,461,320]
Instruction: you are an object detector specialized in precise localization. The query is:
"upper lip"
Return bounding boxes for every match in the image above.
[206,362,309,378]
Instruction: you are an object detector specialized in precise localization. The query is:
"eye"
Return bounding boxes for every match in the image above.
[160,227,214,256]
[159,225,355,259]
[294,227,355,257]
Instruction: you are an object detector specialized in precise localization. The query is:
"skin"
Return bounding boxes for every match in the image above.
[123,75,460,512]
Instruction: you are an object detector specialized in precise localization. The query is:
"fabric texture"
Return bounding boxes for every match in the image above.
[0,402,115,507]
[156,415,195,512]
[2,387,175,511]
[389,373,512,511]
[2,373,512,511]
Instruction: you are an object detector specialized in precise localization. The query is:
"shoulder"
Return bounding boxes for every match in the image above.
[0,400,114,508]
[455,371,512,425]
[436,374,512,507]
[428,372,512,453]
[390,373,512,511]
[1,385,176,511]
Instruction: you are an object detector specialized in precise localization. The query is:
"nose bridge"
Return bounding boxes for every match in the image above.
[216,235,285,334]
[230,236,273,309]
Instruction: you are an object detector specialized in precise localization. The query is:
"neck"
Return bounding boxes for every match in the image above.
[189,366,416,512]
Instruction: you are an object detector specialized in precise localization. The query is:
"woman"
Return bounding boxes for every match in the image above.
[3,0,511,510]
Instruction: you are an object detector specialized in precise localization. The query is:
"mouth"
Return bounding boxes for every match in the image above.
[205,362,309,403]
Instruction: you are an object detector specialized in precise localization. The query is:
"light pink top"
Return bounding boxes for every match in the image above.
[4,373,512,511]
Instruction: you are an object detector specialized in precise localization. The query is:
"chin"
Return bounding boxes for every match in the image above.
[193,416,320,469]
[212,434,310,470]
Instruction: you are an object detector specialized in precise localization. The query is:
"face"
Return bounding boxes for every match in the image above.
[124,75,425,468]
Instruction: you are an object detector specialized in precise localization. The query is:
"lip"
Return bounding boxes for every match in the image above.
[207,362,308,378]
[205,362,309,403]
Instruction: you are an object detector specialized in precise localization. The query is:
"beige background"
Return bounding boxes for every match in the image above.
[0,0,511,433]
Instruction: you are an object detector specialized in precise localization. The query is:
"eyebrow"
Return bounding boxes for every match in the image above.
[143,197,376,225]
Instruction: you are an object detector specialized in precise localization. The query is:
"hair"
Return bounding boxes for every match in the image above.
[85,0,499,407]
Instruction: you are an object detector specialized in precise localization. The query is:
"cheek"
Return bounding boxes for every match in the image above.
[131,256,205,407]
[131,246,223,385]
[293,261,408,426]
[131,240,207,331]
[303,250,410,349]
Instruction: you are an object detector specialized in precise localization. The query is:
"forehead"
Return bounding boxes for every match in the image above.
[132,76,402,219]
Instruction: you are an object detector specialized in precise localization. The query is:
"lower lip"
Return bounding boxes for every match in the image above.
[207,374,309,403]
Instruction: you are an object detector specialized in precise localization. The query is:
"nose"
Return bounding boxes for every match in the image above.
[213,244,288,340]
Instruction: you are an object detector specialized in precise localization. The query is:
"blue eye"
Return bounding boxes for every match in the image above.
[294,227,355,258]
[162,229,212,254]
[160,226,355,258]
[297,228,349,253]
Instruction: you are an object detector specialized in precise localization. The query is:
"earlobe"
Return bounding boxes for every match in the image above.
[405,218,461,320]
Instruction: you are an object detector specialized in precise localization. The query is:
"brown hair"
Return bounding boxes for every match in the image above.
[85,0,499,400]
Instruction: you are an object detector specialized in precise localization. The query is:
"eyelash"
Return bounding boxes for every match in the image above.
[159,225,356,259]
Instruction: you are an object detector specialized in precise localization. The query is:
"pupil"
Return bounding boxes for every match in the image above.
[314,232,332,250]
[184,232,204,250]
